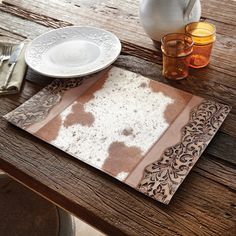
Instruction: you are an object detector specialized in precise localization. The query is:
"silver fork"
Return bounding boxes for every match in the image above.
[0,45,12,68]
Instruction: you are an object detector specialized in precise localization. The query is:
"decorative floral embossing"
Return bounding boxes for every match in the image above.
[4,78,83,129]
[26,27,121,76]
[138,100,231,204]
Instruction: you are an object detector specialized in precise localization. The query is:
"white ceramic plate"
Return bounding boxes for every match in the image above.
[25,26,121,78]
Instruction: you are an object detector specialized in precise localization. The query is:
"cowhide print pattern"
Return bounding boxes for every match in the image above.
[4,66,231,204]
[35,67,180,181]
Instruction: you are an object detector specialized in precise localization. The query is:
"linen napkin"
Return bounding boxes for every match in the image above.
[0,43,27,95]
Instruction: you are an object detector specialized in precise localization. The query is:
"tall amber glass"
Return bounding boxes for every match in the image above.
[185,22,216,68]
[161,33,193,80]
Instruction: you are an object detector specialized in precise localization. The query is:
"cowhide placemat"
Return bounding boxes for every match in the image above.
[4,67,231,204]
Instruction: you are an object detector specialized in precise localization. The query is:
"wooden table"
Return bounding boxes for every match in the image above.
[0,0,235,235]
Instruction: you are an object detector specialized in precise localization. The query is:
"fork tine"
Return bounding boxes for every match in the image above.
[2,46,6,55]
[5,46,9,55]
[6,46,9,54]
[5,45,9,55]
[7,46,11,55]
[0,44,12,67]
[0,46,5,58]
[2,45,11,56]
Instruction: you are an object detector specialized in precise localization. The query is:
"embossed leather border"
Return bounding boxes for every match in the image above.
[4,76,231,205]
[4,78,83,129]
[138,100,231,204]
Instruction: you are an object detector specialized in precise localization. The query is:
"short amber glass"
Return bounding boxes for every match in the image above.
[185,22,216,68]
[161,33,193,80]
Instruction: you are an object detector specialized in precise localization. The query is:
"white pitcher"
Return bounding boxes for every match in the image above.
[139,0,201,42]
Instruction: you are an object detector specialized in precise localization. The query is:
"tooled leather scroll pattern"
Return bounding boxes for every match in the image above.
[138,100,231,204]
[4,78,83,129]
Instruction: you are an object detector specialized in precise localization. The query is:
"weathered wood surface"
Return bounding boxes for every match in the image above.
[0,0,236,136]
[0,109,235,235]
[0,0,236,235]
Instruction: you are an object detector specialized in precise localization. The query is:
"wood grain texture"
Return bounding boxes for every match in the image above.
[195,152,236,190]
[0,0,235,94]
[1,0,236,79]
[206,132,236,165]
[0,8,235,135]
[0,0,236,235]
[0,116,235,236]
[201,0,236,25]
[0,56,235,235]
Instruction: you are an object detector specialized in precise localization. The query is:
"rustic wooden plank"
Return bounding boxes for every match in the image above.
[201,0,236,25]
[0,1,72,28]
[195,154,236,190]
[57,0,236,36]
[0,8,235,121]
[2,0,235,40]
[0,11,49,40]
[206,132,236,165]
[220,113,236,139]
[58,0,236,26]
[0,11,235,112]
[0,0,151,50]
[0,115,235,235]
[1,65,235,235]
[0,1,235,235]
[0,22,236,139]
[209,35,236,77]
[0,38,234,138]
[0,27,26,43]
[3,0,236,37]
[1,0,236,82]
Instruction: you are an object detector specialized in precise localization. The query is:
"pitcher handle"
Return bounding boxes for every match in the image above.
[184,0,197,19]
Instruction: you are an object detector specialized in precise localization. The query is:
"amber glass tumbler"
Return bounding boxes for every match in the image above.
[185,22,216,68]
[161,33,193,80]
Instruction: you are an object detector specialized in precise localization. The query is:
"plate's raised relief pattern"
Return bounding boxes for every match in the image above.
[138,100,231,204]
[26,27,121,76]
[4,78,83,129]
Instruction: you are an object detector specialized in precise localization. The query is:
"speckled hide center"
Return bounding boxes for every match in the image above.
[5,66,230,204]
[51,67,173,180]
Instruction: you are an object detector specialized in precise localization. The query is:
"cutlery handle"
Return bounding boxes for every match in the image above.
[2,63,15,90]
[0,58,3,67]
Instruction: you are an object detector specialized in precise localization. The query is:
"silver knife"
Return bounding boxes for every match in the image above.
[1,43,24,90]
